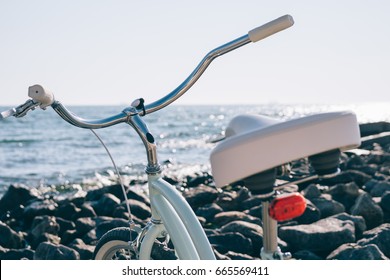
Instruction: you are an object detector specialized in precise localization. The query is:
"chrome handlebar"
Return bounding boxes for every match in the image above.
[49,34,252,129]
[143,34,251,115]
[3,15,294,130]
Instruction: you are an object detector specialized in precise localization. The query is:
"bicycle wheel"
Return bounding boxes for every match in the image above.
[93,226,178,260]
[94,227,137,260]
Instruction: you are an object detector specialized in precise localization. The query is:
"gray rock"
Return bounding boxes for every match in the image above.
[30,215,60,241]
[293,250,323,260]
[126,189,150,206]
[366,151,390,165]
[0,221,24,249]
[321,170,372,187]
[310,196,345,218]
[32,233,61,248]
[69,238,94,260]
[279,217,355,254]
[61,229,79,245]
[56,202,80,221]
[327,243,388,260]
[56,217,76,237]
[86,184,126,202]
[73,202,97,219]
[196,203,224,222]
[0,184,40,215]
[380,191,390,212]
[75,217,96,236]
[208,232,253,255]
[301,184,322,199]
[220,220,264,256]
[182,184,219,210]
[213,211,262,226]
[327,182,362,210]
[240,195,263,211]
[331,212,367,238]
[370,181,390,197]
[225,251,255,260]
[81,229,98,245]
[358,223,390,258]
[351,193,384,229]
[0,247,35,260]
[295,199,321,224]
[23,199,58,221]
[123,199,151,220]
[93,193,121,216]
[34,241,80,260]
[246,205,262,219]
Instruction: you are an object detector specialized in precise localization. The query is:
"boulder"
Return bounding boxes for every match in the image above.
[34,242,80,260]
[279,217,355,254]
[0,184,40,215]
[350,193,384,229]
[30,215,60,242]
[196,203,224,223]
[370,181,390,197]
[331,212,367,239]
[293,250,323,260]
[0,247,35,260]
[92,193,121,216]
[75,217,96,236]
[295,199,321,224]
[23,199,58,222]
[123,199,151,220]
[327,243,388,260]
[326,182,362,210]
[380,191,390,212]
[219,220,271,256]
[301,184,322,199]
[0,221,24,249]
[69,238,94,260]
[56,202,81,220]
[208,232,253,255]
[358,223,390,258]
[213,211,262,226]
[310,196,345,218]
[182,184,219,210]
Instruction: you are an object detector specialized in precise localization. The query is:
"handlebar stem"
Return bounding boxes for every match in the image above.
[52,102,161,174]
[124,107,161,174]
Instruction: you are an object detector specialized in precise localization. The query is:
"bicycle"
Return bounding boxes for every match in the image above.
[0,15,361,260]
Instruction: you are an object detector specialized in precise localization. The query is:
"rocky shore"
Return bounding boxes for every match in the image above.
[0,122,389,260]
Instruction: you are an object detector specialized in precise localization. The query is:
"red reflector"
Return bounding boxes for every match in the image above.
[269,193,306,222]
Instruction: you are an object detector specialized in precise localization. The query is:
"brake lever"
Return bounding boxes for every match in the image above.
[0,99,39,119]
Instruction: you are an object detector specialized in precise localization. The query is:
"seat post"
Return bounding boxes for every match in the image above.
[260,192,292,260]
[261,199,279,257]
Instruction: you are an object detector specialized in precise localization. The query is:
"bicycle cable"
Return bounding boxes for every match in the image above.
[90,129,135,249]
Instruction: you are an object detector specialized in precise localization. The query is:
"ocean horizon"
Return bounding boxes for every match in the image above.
[1,102,389,197]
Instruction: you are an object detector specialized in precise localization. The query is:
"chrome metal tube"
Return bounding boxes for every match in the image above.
[51,101,128,129]
[262,200,279,255]
[143,35,251,115]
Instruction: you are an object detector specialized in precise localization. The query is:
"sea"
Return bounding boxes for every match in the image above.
[1,103,389,198]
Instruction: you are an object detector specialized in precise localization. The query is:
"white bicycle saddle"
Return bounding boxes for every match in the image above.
[210,111,361,188]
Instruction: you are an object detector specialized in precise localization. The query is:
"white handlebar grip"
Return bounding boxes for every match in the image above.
[28,84,55,109]
[248,15,294,43]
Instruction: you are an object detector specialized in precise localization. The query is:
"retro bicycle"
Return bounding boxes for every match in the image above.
[0,15,361,260]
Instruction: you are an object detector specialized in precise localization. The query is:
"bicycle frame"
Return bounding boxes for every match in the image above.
[136,174,216,260]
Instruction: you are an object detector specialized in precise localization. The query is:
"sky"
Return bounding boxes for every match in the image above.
[0,0,389,106]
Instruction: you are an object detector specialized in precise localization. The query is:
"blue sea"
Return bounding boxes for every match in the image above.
[1,103,389,197]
